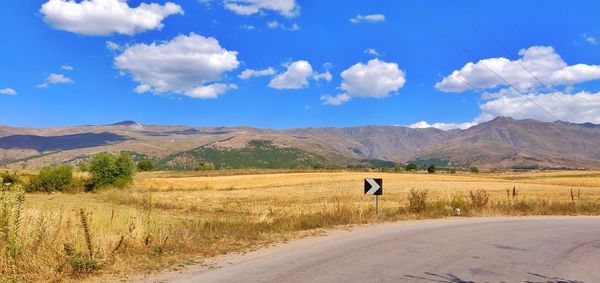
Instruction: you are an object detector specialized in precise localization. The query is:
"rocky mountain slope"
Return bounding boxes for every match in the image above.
[1,117,599,169]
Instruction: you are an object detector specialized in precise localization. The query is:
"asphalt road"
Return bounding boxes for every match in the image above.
[146,217,600,283]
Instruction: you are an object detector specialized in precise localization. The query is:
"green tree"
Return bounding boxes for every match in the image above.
[405,163,418,171]
[88,152,134,189]
[427,164,436,174]
[137,159,155,172]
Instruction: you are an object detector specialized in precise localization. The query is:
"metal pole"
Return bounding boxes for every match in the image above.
[376,195,379,215]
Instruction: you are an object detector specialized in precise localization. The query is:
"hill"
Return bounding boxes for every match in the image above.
[1,117,599,169]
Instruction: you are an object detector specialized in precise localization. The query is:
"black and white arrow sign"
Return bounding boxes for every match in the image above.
[364,178,382,195]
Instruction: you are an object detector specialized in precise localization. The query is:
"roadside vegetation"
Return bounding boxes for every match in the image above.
[1,167,600,281]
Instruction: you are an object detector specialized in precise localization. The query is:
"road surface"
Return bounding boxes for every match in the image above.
[144,217,600,282]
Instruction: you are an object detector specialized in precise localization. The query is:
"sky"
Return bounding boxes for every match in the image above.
[1,0,600,129]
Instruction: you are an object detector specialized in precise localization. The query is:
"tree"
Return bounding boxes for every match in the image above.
[88,152,135,189]
[469,166,479,173]
[427,164,436,174]
[405,163,418,171]
[137,159,155,172]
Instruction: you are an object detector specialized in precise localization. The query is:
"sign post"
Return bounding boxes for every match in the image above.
[364,178,383,215]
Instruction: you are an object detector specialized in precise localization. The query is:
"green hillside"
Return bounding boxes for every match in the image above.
[158,140,331,170]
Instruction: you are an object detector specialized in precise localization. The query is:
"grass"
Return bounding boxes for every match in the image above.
[2,170,600,281]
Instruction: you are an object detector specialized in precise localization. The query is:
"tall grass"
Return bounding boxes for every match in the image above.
[1,170,600,281]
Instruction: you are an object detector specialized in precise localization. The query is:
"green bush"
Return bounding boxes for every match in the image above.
[27,165,73,192]
[0,171,21,186]
[427,164,436,174]
[405,163,418,171]
[469,166,479,173]
[137,160,155,172]
[88,152,134,190]
[194,161,214,171]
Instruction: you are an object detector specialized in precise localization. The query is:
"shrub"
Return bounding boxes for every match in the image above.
[393,165,402,173]
[449,169,457,174]
[427,164,436,174]
[0,171,21,186]
[88,152,134,190]
[137,160,155,172]
[405,163,418,171]
[27,165,73,192]
[194,161,214,171]
[469,166,479,173]
[469,189,489,210]
[408,189,429,213]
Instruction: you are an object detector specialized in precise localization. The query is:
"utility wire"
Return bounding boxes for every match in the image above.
[327,0,531,119]
[453,0,585,121]
[399,0,561,121]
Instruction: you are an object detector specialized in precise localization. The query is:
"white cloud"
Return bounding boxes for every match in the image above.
[224,0,298,17]
[106,40,121,50]
[269,60,314,89]
[61,65,74,71]
[239,24,256,30]
[238,67,275,79]
[341,59,405,98]
[186,83,238,99]
[266,21,299,31]
[409,91,600,130]
[0,88,17,95]
[581,32,598,45]
[323,59,405,106]
[408,121,475,131]
[320,93,350,106]
[436,46,600,92]
[40,0,183,36]
[313,70,332,82]
[364,48,381,56]
[114,33,240,99]
[350,14,385,23]
[37,73,73,88]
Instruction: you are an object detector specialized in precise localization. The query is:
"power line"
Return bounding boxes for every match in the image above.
[453,0,585,121]
[327,0,531,119]
[399,0,561,121]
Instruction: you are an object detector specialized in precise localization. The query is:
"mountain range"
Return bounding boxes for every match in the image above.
[1,117,599,169]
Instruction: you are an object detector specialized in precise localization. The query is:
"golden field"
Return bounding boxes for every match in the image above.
[2,170,600,281]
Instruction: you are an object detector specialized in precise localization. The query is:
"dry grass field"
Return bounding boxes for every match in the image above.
[2,170,600,281]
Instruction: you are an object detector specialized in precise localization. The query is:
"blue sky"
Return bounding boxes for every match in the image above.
[1,0,600,129]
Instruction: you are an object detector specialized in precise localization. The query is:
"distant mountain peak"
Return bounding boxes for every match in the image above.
[111,120,139,126]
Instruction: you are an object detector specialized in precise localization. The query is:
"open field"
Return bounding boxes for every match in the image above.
[2,170,600,281]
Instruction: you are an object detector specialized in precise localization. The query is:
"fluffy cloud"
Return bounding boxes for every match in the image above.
[320,93,350,106]
[350,14,385,23]
[114,33,240,99]
[0,88,17,95]
[37,73,73,88]
[322,59,405,105]
[224,0,298,17]
[364,48,381,56]
[409,91,600,130]
[61,65,74,71]
[269,60,313,89]
[408,121,475,131]
[436,46,600,92]
[40,0,183,36]
[239,67,275,79]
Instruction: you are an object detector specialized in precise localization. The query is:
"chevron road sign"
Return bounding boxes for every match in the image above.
[364,178,383,215]
[364,178,382,195]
